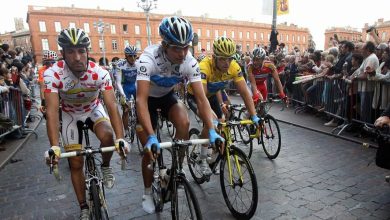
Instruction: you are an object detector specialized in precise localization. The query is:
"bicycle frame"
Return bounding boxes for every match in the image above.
[217,120,253,186]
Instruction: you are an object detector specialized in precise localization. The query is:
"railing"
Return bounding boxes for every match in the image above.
[283,76,390,135]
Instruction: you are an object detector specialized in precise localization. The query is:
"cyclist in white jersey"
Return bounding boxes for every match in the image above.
[43,27,129,220]
[115,45,138,136]
[136,16,224,214]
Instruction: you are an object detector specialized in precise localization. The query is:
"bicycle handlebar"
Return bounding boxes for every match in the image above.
[59,146,117,158]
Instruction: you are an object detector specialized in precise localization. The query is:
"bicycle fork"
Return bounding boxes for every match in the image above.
[226,147,244,186]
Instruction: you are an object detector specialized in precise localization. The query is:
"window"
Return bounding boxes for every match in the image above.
[254,32,257,40]
[197,28,201,37]
[135,25,140,35]
[215,30,219,38]
[198,42,202,51]
[239,32,243,39]
[111,25,116,34]
[303,36,306,43]
[42,39,49,50]
[207,41,211,51]
[292,35,295,42]
[84,23,90,33]
[223,30,227,37]
[99,40,105,51]
[123,24,128,33]
[260,33,264,41]
[135,40,142,50]
[267,33,270,41]
[246,31,250,39]
[54,22,61,32]
[286,34,289,42]
[112,40,118,51]
[297,36,300,42]
[207,29,210,37]
[231,31,235,38]
[39,21,46,32]
[124,40,129,46]
[69,22,76,28]
[280,34,283,41]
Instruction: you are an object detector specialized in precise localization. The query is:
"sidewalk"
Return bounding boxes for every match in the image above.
[0,112,43,169]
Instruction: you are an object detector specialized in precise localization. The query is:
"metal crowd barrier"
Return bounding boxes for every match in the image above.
[286,76,390,136]
[0,86,40,141]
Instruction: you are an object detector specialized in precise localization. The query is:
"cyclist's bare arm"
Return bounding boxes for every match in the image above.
[216,90,224,105]
[114,70,125,97]
[271,68,285,96]
[136,80,155,136]
[191,81,215,130]
[247,66,259,96]
[102,89,125,139]
[235,80,256,116]
[45,92,60,146]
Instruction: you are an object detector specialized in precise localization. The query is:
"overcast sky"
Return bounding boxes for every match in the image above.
[2,0,390,50]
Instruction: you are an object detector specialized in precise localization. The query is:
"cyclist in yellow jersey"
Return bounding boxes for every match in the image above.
[187,37,259,175]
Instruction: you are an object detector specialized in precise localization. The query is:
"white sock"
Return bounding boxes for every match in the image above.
[201,146,208,159]
[144,187,152,195]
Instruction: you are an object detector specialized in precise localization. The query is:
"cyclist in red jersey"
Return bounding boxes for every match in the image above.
[248,47,286,101]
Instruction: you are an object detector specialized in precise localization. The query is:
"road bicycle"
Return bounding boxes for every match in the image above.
[123,96,142,154]
[234,99,282,159]
[148,139,206,220]
[187,120,258,219]
[48,120,127,220]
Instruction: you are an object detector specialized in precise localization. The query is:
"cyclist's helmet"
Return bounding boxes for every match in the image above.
[43,50,58,61]
[159,16,193,46]
[124,45,138,56]
[252,47,266,59]
[233,53,241,62]
[197,54,206,62]
[213,37,236,57]
[58,27,91,49]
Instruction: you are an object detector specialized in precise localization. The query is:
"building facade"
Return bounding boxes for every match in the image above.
[324,27,362,50]
[362,18,390,44]
[27,5,310,62]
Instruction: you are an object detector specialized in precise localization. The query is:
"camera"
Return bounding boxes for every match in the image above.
[366,26,375,33]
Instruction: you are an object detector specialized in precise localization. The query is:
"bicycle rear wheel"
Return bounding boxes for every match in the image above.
[260,114,281,159]
[187,128,206,184]
[90,180,109,220]
[172,175,203,220]
[220,145,258,219]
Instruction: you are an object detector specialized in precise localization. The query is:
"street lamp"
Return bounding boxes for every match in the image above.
[137,0,158,46]
[93,19,110,66]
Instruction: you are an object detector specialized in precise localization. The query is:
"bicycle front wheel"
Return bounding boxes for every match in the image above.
[187,128,207,184]
[261,114,281,159]
[172,175,203,220]
[90,180,109,220]
[220,145,258,219]
[167,120,176,139]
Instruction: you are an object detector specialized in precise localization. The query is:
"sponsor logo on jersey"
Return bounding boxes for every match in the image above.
[139,66,147,72]
[201,73,207,79]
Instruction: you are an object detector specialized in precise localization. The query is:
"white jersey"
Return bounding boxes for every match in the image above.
[136,44,201,97]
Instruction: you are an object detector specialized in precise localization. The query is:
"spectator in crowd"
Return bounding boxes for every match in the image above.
[344,53,364,121]
[374,103,390,128]
[368,57,390,116]
[355,41,379,123]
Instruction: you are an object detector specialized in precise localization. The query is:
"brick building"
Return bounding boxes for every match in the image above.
[324,27,362,50]
[27,5,310,62]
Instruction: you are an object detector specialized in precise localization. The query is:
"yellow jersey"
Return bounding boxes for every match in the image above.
[187,56,244,97]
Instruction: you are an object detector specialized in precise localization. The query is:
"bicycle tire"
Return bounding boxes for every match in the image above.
[167,120,176,139]
[90,179,103,220]
[187,128,206,184]
[219,145,258,219]
[260,114,281,159]
[237,109,252,145]
[172,175,203,220]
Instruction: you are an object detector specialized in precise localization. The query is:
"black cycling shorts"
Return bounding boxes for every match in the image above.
[148,90,178,129]
[187,94,223,119]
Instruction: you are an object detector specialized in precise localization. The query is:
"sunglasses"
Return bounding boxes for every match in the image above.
[216,56,234,63]
[168,44,190,52]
